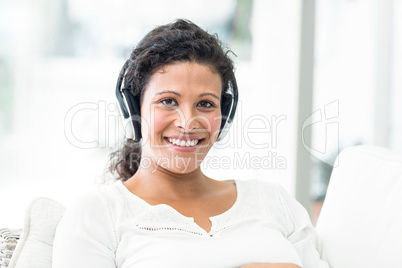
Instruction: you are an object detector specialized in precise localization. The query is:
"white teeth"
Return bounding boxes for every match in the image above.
[167,138,200,147]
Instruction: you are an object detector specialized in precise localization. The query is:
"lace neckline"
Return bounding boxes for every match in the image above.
[115,179,244,235]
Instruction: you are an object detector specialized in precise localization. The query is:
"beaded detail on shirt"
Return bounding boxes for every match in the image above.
[135,225,205,236]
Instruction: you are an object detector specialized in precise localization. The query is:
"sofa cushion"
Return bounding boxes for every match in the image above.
[316,145,402,267]
[8,197,65,268]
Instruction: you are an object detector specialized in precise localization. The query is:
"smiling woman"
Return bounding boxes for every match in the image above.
[52,19,328,268]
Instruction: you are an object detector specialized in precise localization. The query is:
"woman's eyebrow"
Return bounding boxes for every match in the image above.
[155,90,181,96]
[155,91,220,100]
[199,93,220,100]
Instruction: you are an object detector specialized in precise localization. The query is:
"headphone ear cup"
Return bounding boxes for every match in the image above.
[218,80,238,141]
[122,89,142,141]
[218,96,232,141]
[217,118,233,141]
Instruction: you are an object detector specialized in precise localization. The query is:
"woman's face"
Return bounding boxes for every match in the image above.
[140,61,222,174]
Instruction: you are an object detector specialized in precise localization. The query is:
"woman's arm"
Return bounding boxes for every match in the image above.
[52,190,117,268]
[240,263,301,268]
[274,185,329,268]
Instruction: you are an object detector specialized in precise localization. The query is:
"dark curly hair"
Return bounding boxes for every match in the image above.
[109,19,237,181]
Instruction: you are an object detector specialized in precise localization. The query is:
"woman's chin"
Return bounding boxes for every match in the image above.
[153,161,200,175]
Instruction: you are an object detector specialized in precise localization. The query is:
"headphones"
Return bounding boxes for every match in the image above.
[116,60,238,142]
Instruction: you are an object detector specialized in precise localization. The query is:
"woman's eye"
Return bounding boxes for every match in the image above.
[197,101,214,108]
[161,98,177,106]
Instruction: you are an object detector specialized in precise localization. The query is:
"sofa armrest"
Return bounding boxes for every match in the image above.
[0,229,22,268]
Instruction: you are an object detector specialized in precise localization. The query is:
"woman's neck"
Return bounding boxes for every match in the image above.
[124,163,212,200]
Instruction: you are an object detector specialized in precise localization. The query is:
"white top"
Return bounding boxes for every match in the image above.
[52,179,329,268]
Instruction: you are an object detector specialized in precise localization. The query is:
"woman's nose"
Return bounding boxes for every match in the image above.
[175,107,202,132]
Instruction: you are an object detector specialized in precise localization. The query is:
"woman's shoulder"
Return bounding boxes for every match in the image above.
[53,183,121,262]
[234,178,286,198]
[242,179,300,210]
[206,178,292,206]
[61,181,125,220]
[235,179,300,228]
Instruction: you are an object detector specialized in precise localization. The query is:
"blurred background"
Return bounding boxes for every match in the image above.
[0,0,400,227]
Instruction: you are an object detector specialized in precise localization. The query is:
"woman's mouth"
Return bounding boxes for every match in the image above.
[164,137,204,147]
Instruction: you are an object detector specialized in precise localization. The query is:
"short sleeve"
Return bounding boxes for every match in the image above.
[52,190,118,268]
[275,185,329,268]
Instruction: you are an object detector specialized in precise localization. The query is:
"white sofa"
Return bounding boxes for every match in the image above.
[316,145,402,267]
[2,145,402,267]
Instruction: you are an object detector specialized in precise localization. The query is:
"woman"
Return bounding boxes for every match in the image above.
[53,19,328,268]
